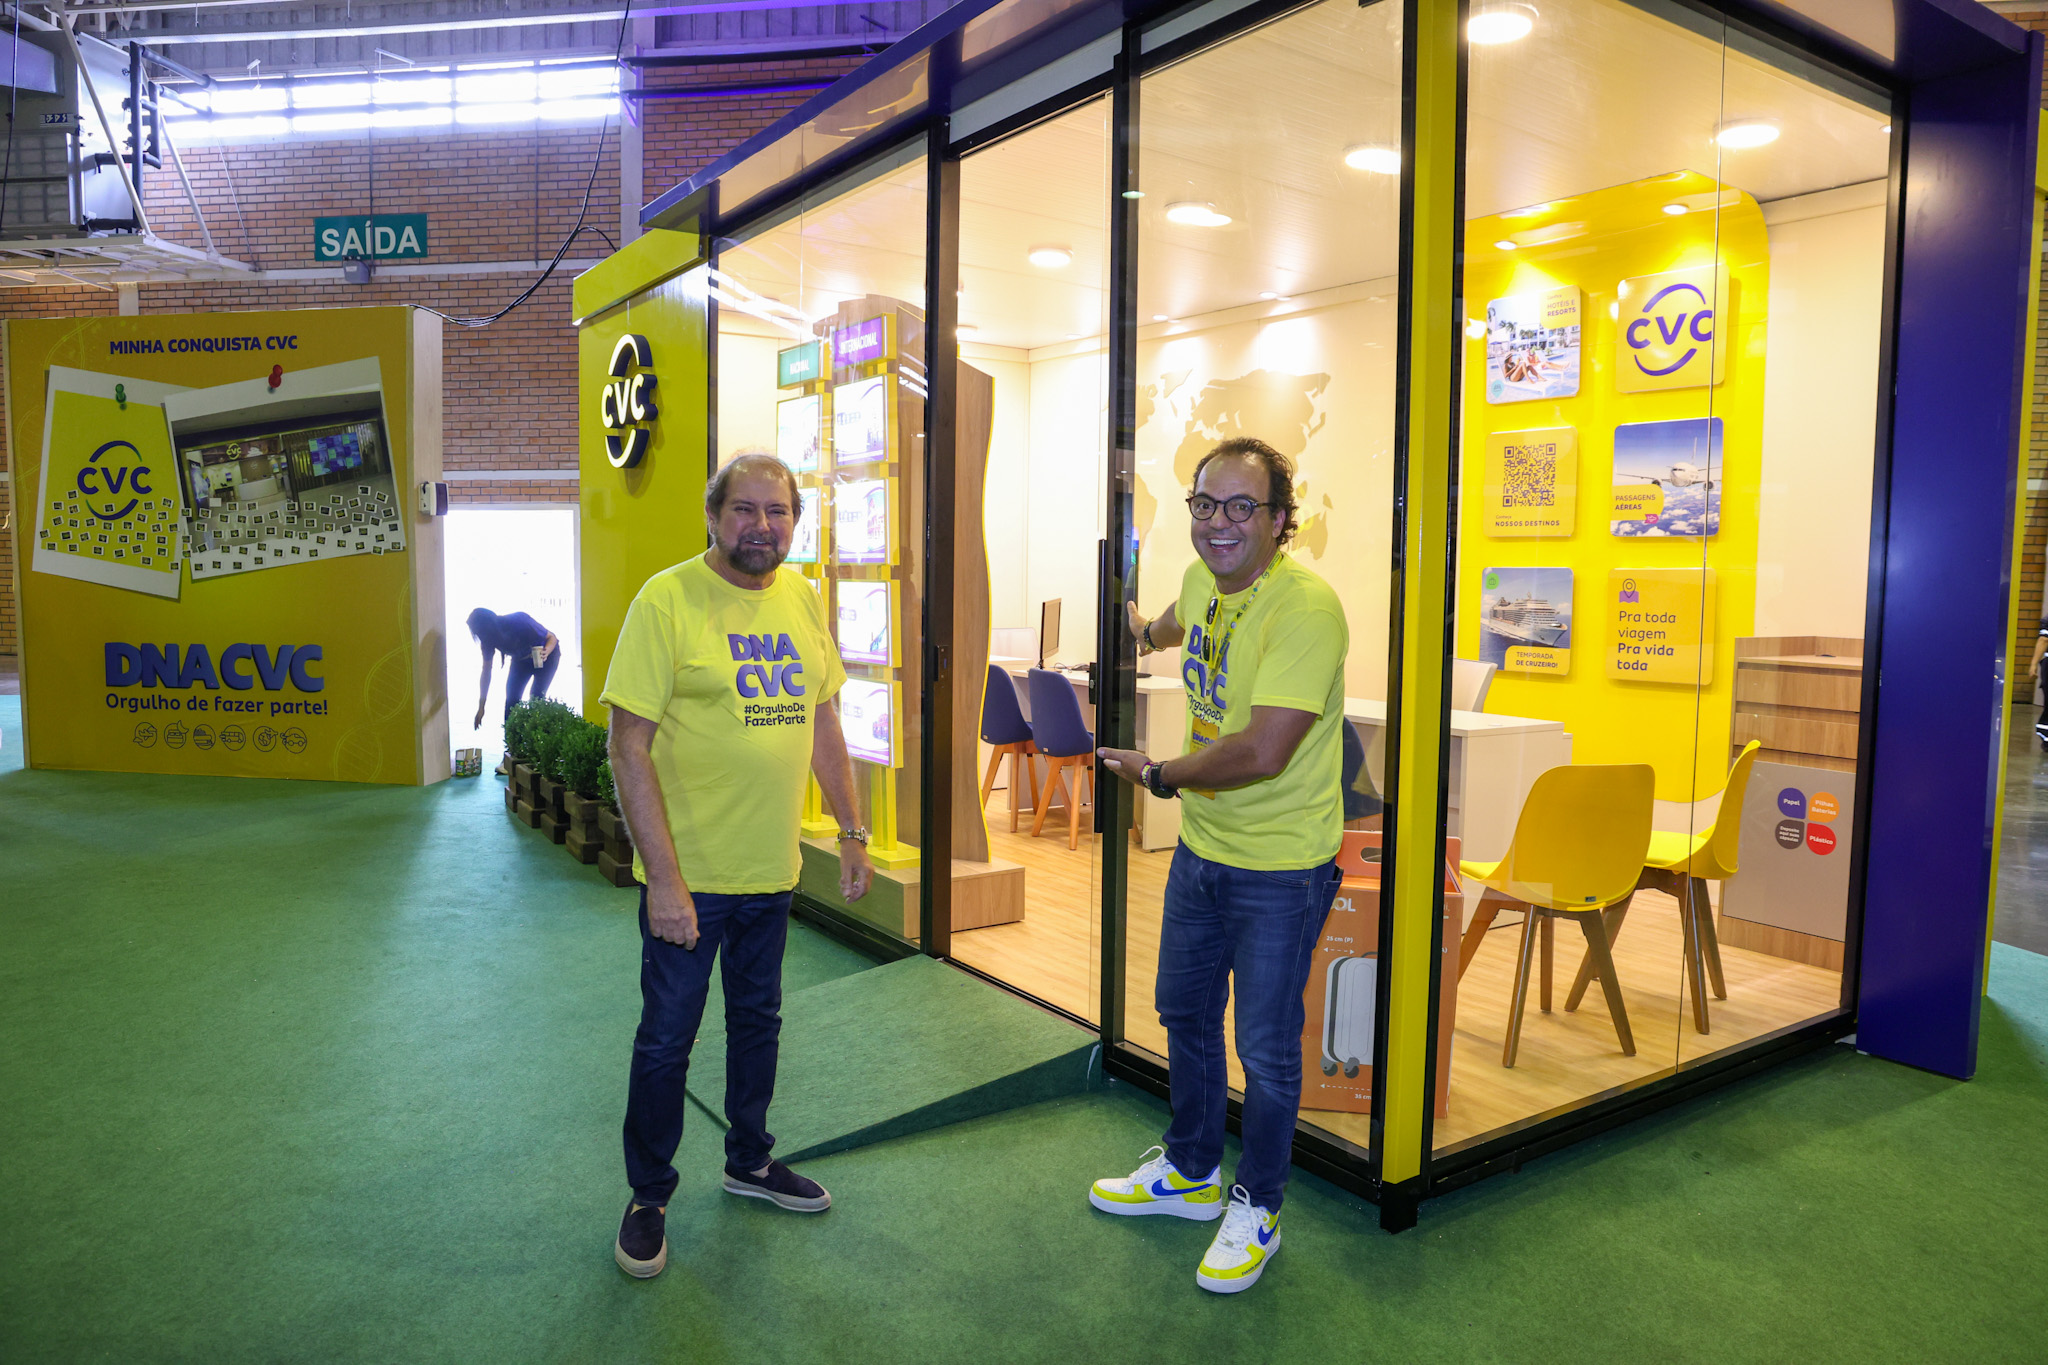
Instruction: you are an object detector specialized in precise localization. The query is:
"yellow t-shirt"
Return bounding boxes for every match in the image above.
[599,555,845,894]
[1174,552,1349,871]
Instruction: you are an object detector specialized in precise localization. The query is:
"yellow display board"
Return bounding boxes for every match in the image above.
[6,308,447,783]
[1458,172,1763,800]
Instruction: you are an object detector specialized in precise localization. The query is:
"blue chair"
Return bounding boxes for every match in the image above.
[1342,721,1384,824]
[979,665,1038,832]
[1028,667,1096,849]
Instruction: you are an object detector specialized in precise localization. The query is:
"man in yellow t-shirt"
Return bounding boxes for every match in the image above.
[1091,437,1348,1295]
[601,453,873,1280]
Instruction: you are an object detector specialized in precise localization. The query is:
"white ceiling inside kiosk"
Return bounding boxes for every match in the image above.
[716,0,1890,354]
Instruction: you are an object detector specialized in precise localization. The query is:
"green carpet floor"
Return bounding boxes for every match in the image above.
[3,691,2046,1361]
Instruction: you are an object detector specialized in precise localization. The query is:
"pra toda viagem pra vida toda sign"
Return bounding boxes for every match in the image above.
[598,333,657,468]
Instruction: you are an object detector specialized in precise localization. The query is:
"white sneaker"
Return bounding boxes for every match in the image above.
[1195,1185,1280,1293]
[1088,1144,1225,1220]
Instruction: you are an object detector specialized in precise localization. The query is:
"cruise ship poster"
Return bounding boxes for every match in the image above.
[1611,416,1721,537]
[1478,566,1573,676]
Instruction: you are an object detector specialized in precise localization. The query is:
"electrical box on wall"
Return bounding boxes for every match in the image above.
[417,480,448,517]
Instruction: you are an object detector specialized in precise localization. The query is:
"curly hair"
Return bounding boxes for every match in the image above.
[1190,437,1299,546]
[704,450,802,520]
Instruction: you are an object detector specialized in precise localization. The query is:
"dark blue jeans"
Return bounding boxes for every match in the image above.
[622,886,792,1207]
[1156,843,1342,1212]
[503,648,559,723]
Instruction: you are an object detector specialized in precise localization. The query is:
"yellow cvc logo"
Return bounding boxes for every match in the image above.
[1614,263,1732,393]
[598,333,657,468]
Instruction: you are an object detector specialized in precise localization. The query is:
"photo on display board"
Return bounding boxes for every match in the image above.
[163,357,404,581]
[776,393,823,472]
[836,580,895,666]
[30,366,191,599]
[1484,286,1582,403]
[833,477,892,565]
[1477,566,1574,676]
[788,486,823,565]
[838,677,898,767]
[831,375,892,465]
[1610,416,1721,537]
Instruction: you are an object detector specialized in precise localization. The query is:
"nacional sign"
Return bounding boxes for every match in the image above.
[598,332,658,468]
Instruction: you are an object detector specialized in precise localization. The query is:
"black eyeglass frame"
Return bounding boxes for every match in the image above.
[1184,493,1280,524]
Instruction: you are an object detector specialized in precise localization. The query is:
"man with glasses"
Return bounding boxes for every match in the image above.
[1092,437,1349,1295]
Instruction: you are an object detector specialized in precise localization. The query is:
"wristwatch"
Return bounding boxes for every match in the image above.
[1141,761,1179,800]
[836,827,871,846]
[1140,620,1158,654]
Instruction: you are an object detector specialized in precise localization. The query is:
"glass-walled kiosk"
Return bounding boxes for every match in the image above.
[577,0,2041,1227]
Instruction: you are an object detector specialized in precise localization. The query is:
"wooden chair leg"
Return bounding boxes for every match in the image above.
[980,744,1004,809]
[1504,908,1543,1068]
[1032,758,1068,838]
[1067,761,1085,850]
[1458,899,1502,980]
[1008,750,1023,832]
[1566,896,1632,1012]
[1679,884,1710,1035]
[1025,745,1041,824]
[1576,910,1636,1056]
[1695,877,1727,999]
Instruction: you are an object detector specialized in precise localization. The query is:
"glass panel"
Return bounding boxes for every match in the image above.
[1442,0,1886,1154]
[951,100,1112,1021]
[1122,0,1405,1159]
[712,154,931,946]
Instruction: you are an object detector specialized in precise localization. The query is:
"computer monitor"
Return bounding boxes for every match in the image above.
[1038,598,1062,669]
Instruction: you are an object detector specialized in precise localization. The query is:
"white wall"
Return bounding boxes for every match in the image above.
[1754,182,1886,641]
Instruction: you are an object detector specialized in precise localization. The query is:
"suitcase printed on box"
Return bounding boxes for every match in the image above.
[1319,953,1376,1078]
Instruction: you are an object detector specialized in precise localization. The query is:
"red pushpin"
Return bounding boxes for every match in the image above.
[268,364,284,390]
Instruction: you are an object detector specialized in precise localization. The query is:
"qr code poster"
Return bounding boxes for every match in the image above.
[1477,566,1573,677]
[1611,416,1721,538]
[1483,286,1581,404]
[1482,427,1576,537]
[31,367,191,599]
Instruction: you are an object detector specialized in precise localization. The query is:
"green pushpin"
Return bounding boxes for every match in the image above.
[115,383,126,410]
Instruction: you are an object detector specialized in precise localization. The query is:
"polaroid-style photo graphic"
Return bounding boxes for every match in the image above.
[164,357,404,581]
[836,580,896,667]
[833,477,893,565]
[839,677,900,767]
[788,486,824,565]
[831,375,892,465]
[1484,286,1581,404]
[31,367,190,598]
[777,393,824,473]
[1611,416,1721,538]
[1476,566,1573,677]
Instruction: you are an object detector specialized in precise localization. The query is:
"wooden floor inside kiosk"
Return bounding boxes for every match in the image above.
[953,815,1845,1154]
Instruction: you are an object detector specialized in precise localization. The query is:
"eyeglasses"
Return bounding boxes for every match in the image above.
[1186,493,1277,524]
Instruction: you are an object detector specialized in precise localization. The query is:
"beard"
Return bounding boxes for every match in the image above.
[722,531,787,575]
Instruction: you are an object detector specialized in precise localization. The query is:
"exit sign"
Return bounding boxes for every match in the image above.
[314,213,428,261]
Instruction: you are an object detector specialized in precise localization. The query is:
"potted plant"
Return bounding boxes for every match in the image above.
[525,699,577,843]
[595,756,638,888]
[559,721,609,865]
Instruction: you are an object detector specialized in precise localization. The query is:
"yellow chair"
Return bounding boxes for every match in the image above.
[1456,764,1656,1067]
[1564,741,1761,1036]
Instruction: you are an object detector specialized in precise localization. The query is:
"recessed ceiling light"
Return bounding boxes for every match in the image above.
[1716,120,1780,149]
[1661,203,1688,216]
[1164,201,1231,228]
[1882,124,1893,135]
[956,324,978,338]
[1028,246,1073,269]
[1464,319,1488,339]
[1065,333,1081,340]
[1122,190,1145,199]
[1468,6,1535,44]
[1343,144,1401,174]
[1259,291,1278,300]
[1494,239,1518,251]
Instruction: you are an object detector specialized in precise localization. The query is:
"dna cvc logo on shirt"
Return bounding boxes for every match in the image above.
[103,640,330,756]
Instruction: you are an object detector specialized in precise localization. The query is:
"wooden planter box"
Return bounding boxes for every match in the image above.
[538,810,568,844]
[514,798,544,829]
[511,763,536,800]
[562,791,604,865]
[598,849,641,887]
[503,785,519,815]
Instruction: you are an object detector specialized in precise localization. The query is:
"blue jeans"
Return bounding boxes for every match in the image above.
[622,886,791,1206]
[503,648,559,723]
[1155,843,1342,1212]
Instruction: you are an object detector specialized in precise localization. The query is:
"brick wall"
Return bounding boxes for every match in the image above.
[2007,10,2048,682]
[0,67,854,657]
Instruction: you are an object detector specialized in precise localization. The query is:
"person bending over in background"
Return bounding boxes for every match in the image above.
[603,453,874,1280]
[469,606,559,729]
[1093,437,1349,1295]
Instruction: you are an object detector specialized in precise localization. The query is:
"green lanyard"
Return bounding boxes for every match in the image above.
[1201,556,1276,671]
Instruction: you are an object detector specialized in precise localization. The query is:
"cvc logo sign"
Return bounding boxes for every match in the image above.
[1614,264,1730,393]
[599,333,658,469]
[78,438,153,521]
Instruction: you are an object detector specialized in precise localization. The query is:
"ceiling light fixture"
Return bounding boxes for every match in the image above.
[1661,203,1688,216]
[1342,144,1401,174]
[1028,246,1073,269]
[1494,239,1518,251]
[1468,5,1536,44]
[1715,120,1780,149]
[956,324,979,338]
[1882,124,1893,135]
[1151,313,1169,322]
[1164,201,1231,228]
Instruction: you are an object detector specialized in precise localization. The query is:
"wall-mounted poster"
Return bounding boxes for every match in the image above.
[833,476,893,565]
[831,315,893,369]
[1484,286,1581,403]
[1611,416,1721,537]
[1614,263,1732,392]
[1482,427,1577,537]
[839,677,900,767]
[1478,566,1573,676]
[836,579,897,666]
[1608,568,1716,684]
[788,486,823,564]
[777,393,823,472]
[832,375,892,465]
